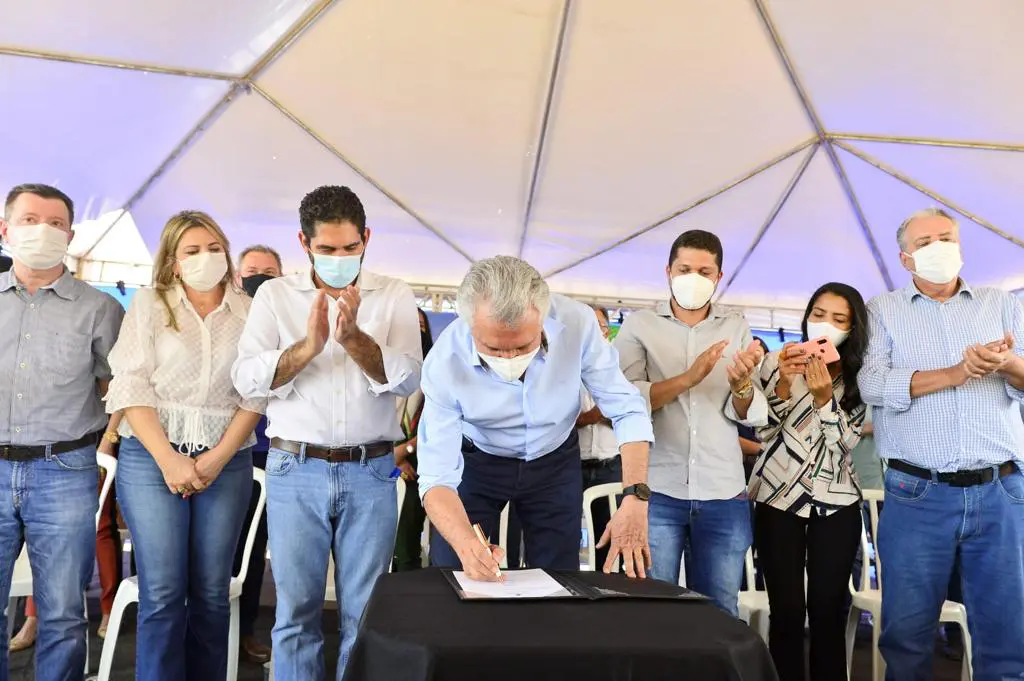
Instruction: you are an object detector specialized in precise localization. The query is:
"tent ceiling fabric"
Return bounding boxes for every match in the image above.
[2,0,1022,311]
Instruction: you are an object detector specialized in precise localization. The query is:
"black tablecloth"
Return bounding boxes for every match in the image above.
[343,569,778,681]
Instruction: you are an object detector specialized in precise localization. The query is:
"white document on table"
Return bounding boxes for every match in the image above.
[453,568,573,599]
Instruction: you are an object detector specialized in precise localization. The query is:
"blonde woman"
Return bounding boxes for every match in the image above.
[106,211,263,681]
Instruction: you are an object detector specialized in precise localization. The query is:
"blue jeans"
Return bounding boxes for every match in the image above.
[0,445,97,680]
[265,448,398,680]
[879,466,1024,681]
[117,438,253,681]
[647,492,752,616]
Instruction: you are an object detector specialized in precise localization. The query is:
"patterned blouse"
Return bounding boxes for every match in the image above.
[748,350,866,518]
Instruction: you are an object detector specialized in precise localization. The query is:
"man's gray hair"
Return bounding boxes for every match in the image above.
[238,244,283,270]
[897,207,959,251]
[456,256,550,327]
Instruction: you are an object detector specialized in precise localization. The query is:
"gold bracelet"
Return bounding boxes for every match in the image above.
[732,383,753,399]
[102,431,120,444]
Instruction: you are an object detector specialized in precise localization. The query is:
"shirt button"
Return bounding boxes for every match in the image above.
[19,363,26,369]
[14,427,21,433]
[16,394,22,399]
[29,304,35,309]
[24,334,30,340]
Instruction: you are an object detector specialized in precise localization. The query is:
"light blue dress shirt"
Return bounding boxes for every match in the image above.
[858,281,1024,471]
[416,294,653,497]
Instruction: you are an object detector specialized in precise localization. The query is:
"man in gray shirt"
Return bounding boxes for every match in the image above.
[0,184,124,677]
[614,229,766,616]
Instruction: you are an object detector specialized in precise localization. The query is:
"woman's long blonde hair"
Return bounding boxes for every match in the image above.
[152,210,237,331]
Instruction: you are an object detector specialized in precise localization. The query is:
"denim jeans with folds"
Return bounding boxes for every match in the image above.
[0,445,98,681]
[117,437,253,681]
[878,466,1024,681]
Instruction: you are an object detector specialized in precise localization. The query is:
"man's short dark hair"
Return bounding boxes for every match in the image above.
[667,229,723,270]
[4,184,75,225]
[239,244,283,271]
[299,186,366,241]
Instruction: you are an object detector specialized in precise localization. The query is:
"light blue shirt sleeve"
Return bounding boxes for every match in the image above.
[415,349,466,499]
[858,299,915,412]
[579,310,654,446]
[1006,295,1024,403]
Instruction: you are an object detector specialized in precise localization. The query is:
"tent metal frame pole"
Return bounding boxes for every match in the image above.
[833,141,1024,250]
[516,0,573,259]
[542,136,816,278]
[252,84,474,264]
[750,0,893,291]
[76,0,342,262]
[829,133,1024,153]
[717,143,819,299]
[0,46,241,81]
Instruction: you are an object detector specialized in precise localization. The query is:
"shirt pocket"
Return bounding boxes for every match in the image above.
[37,322,92,385]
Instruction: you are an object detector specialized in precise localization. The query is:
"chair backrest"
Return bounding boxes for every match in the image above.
[396,476,407,521]
[743,546,757,591]
[234,468,267,584]
[498,502,510,569]
[96,452,117,531]
[582,482,623,572]
[850,489,883,595]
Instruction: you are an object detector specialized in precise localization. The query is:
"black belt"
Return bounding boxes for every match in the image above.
[888,459,1017,488]
[0,431,102,462]
[270,438,392,463]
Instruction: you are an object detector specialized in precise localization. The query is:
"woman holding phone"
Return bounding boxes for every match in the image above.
[748,282,868,681]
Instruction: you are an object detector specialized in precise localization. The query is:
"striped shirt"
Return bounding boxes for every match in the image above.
[858,281,1024,471]
[750,351,865,517]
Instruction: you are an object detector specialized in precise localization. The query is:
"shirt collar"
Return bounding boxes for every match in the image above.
[655,299,726,321]
[904,278,973,302]
[166,284,248,321]
[0,268,79,300]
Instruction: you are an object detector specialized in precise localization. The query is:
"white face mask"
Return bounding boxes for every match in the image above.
[806,321,850,347]
[7,223,69,270]
[910,241,962,285]
[480,347,541,382]
[179,251,228,292]
[671,273,717,310]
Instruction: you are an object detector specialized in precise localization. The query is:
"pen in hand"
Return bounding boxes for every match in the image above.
[472,523,503,580]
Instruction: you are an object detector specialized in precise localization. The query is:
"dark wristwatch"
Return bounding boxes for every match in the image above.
[622,483,651,501]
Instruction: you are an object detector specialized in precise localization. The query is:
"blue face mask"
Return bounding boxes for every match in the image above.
[313,253,361,288]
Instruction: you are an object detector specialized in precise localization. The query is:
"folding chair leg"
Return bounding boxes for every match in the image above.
[871,617,885,681]
[226,597,240,681]
[97,587,131,681]
[844,607,860,680]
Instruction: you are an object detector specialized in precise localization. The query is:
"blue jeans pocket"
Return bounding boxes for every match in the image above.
[363,453,396,483]
[883,468,931,503]
[997,470,1024,504]
[265,449,296,477]
[51,447,99,472]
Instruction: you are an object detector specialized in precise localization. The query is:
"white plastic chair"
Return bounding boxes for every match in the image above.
[738,547,770,642]
[6,451,117,675]
[326,476,406,602]
[97,468,267,681]
[844,489,972,681]
[582,482,622,572]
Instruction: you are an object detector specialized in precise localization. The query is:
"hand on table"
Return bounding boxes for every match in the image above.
[597,495,651,579]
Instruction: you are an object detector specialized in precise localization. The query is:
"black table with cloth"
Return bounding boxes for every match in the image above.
[343,569,778,681]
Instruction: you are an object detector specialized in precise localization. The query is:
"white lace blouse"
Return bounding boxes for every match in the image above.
[106,285,265,452]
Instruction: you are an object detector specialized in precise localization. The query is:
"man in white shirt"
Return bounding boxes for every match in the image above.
[576,305,625,571]
[232,186,422,680]
[614,229,766,616]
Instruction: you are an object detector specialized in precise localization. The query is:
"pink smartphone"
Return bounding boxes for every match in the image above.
[792,336,841,364]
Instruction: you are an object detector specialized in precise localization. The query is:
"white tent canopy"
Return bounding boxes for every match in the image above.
[2,0,1023,321]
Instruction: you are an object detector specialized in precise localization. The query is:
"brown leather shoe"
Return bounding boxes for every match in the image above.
[240,636,272,665]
